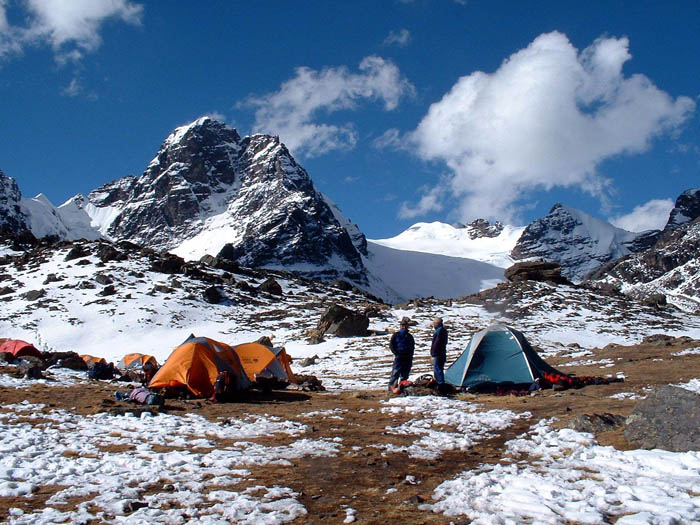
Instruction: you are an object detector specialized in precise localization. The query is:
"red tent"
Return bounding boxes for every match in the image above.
[0,340,43,359]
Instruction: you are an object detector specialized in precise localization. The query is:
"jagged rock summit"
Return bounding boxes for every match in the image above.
[0,169,28,234]
[87,117,367,281]
[510,204,651,282]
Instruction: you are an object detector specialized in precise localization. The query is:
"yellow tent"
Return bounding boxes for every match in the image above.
[149,336,251,397]
[232,342,296,384]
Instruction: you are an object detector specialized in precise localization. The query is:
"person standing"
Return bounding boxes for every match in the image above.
[388,317,415,392]
[431,317,448,393]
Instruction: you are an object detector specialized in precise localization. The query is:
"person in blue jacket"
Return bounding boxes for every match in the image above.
[388,317,415,391]
[431,317,448,393]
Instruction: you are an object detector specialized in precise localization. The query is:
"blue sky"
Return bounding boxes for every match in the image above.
[1,0,698,238]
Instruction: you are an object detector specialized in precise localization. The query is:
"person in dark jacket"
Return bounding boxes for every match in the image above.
[388,317,415,391]
[431,317,448,392]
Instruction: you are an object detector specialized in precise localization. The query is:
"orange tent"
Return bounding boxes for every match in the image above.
[117,353,159,372]
[0,339,43,359]
[81,354,107,368]
[149,336,251,398]
[232,342,296,383]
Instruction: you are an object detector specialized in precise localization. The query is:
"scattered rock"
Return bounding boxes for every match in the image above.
[99,285,117,297]
[624,385,700,452]
[567,413,626,434]
[291,374,325,391]
[78,281,96,290]
[297,355,319,367]
[643,293,667,307]
[95,274,113,286]
[331,279,354,291]
[22,289,46,301]
[505,260,571,285]
[152,285,173,294]
[255,335,274,347]
[306,329,325,345]
[43,273,62,285]
[96,244,126,263]
[316,304,369,337]
[150,254,185,274]
[0,286,14,295]
[64,245,90,261]
[203,286,225,304]
[257,277,283,296]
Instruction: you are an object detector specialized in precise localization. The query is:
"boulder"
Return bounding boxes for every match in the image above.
[150,254,185,274]
[567,413,626,434]
[95,274,113,285]
[504,261,571,285]
[203,286,225,304]
[99,285,117,297]
[0,286,14,296]
[64,245,90,261]
[306,329,325,345]
[22,289,46,301]
[257,277,283,296]
[624,386,700,452]
[0,351,16,364]
[96,244,126,263]
[316,304,369,337]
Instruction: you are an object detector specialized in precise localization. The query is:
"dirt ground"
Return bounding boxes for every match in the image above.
[1,336,699,524]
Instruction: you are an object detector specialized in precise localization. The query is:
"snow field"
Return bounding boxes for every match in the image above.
[0,401,341,524]
[423,420,700,524]
[380,397,531,460]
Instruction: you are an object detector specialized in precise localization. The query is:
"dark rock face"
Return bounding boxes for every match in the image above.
[22,289,46,301]
[317,304,369,337]
[511,204,648,282]
[624,386,700,452]
[504,261,571,285]
[459,219,504,239]
[87,118,366,281]
[0,169,29,234]
[667,188,700,229]
[589,217,700,309]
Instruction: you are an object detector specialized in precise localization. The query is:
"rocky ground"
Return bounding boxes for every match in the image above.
[1,335,699,524]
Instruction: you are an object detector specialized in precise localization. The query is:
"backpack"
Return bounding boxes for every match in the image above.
[88,361,114,380]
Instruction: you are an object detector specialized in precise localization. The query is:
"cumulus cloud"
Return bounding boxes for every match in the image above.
[610,198,674,232]
[402,31,695,222]
[383,28,411,47]
[244,55,415,157]
[399,185,444,218]
[0,0,142,63]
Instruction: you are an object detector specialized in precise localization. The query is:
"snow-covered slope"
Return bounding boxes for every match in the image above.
[363,241,506,302]
[371,220,524,268]
[511,204,647,282]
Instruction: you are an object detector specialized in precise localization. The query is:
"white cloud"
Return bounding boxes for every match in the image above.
[404,31,695,223]
[399,185,444,218]
[373,128,403,150]
[0,0,142,63]
[244,55,415,157]
[610,198,674,232]
[61,76,81,96]
[383,28,411,47]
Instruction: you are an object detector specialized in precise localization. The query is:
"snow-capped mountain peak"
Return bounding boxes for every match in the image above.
[371,219,524,268]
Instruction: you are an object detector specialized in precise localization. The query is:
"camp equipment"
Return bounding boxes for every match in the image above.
[445,325,562,390]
